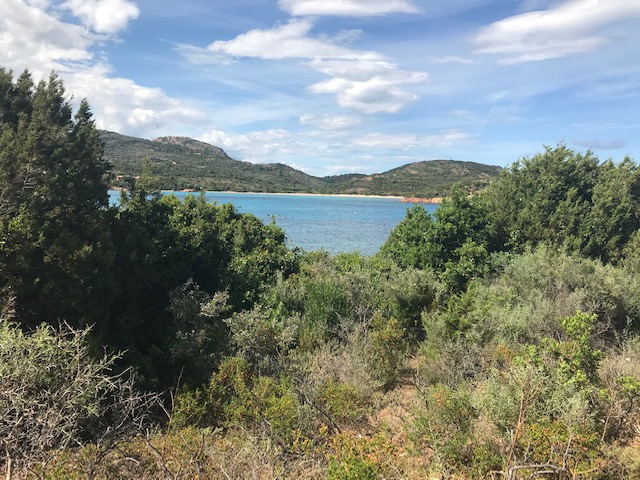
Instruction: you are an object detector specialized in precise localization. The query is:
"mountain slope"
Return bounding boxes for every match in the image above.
[102,131,326,192]
[102,131,501,197]
[326,160,500,197]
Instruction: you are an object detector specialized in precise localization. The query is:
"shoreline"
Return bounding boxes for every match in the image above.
[109,188,444,203]
[109,187,404,200]
[205,190,404,200]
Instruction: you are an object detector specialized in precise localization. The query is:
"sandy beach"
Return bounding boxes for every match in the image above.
[109,188,446,203]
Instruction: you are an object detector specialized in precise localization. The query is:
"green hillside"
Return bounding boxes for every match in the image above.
[102,130,501,197]
[324,160,500,198]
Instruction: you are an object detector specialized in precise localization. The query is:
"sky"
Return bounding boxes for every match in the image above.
[1,0,639,176]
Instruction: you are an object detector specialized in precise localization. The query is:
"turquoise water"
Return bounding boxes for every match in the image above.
[108,190,438,255]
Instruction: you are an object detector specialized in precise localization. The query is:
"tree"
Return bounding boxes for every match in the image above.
[103,193,296,389]
[586,157,640,261]
[483,145,640,262]
[0,68,112,329]
[483,145,600,255]
[380,191,496,290]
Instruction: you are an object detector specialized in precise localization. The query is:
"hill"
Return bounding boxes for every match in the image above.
[102,131,326,193]
[324,160,499,198]
[101,131,501,197]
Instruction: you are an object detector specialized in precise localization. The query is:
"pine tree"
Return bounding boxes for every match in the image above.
[0,68,113,328]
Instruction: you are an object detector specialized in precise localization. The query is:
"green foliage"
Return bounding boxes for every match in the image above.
[327,455,378,480]
[5,70,640,478]
[136,158,163,194]
[266,253,440,348]
[317,381,371,424]
[423,247,640,355]
[366,315,407,390]
[225,304,299,374]
[464,312,621,475]
[484,144,640,261]
[381,191,497,291]
[0,69,112,329]
[546,311,603,386]
[379,205,437,269]
[104,193,296,389]
[174,356,307,446]
[412,384,476,469]
[587,157,640,261]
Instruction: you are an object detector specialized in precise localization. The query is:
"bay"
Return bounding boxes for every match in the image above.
[108,190,438,256]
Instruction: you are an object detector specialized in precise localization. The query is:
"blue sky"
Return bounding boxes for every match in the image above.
[1,0,639,176]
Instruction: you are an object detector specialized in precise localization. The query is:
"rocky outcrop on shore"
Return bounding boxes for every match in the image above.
[402,196,443,204]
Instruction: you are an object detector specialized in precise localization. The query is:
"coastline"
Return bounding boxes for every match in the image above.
[109,187,405,200]
[109,188,444,203]
[205,190,404,200]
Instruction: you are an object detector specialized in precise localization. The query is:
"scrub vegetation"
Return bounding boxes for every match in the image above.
[3,68,640,479]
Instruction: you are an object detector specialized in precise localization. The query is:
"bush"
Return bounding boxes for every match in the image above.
[412,384,476,470]
[0,320,153,472]
[327,455,378,480]
[174,356,309,447]
[366,315,407,390]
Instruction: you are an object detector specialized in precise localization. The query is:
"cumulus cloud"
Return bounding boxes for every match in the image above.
[0,0,93,76]
[324,165,369,175]
[473,0,640,64]
[308,64,426,113]
[0,0,203,137]
[62,0,140,34]
[205,19,379,61]
[278,0,419,17]
[308,59,427,113]
[182,19,426,114]
[198,129,301,162]
[66,64,204,134]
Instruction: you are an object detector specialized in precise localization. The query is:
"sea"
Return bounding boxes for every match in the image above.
[108,190,438,256]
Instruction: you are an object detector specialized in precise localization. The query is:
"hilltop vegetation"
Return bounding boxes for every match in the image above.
[4,68,640,479]
[103,130,500,197]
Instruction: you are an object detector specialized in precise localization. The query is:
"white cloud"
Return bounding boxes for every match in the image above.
[127,108,159,128]
[449,109,478,119]
[432,56,479,65]
[309,59,427,113]
[351,130,471,149]
[324,165,368,175]
[62,0,140,34]
[206,19,379,61]
[182,19,427,114]
[308,77,419,114]
[278,0,419,17]
[299,114,362,130]
[473,0,640,64]
[25,0,51,8]
[196,126,458,177]
[65,64,204,134]
[0,0,93,76]
[0,1,203,137]
[198,129,301,162]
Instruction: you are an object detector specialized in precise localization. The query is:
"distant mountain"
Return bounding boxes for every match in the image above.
[323,160,500,198]
[101,130,501,198]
